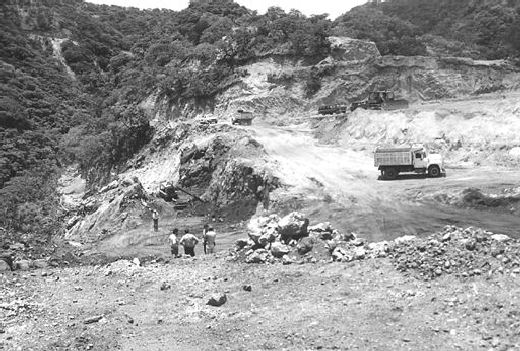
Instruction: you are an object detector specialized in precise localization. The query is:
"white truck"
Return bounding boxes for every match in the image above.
[374,145,445,180]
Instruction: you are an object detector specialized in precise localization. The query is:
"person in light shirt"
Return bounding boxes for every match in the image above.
[205,227,217,254]
[168,228,179,258]
[179,229,199,257]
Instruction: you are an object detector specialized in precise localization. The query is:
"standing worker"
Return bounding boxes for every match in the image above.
[152,209,159,232]
[205,227,217,254]
[169,228,179,258]
[179,229,199,257]
[202,224,209,254]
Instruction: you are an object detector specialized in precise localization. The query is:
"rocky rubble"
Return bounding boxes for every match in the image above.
[390,225,520,280]
[232,212,361,264]
[233,213,520,281]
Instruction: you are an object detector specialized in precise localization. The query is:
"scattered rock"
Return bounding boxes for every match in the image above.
[332,247,349,262]
[464,239,477,251]
[491,234,511,242]
[9,242,25,250]
[270,242,290,258]
[246,249,269,264]
[441,232,451,242]
[308,222,332,233]
[353,247,366,260]
[297,237,314,255]
[33,259,48,269]
[235,238,253,250]
[281,256,294,265]
[207,293,227,307]
[14,260,32,271]
[394,235,417,245]
[84,315,103,324]
[160,282,171,291]
[368,241,390,257]
[0,259,11,271]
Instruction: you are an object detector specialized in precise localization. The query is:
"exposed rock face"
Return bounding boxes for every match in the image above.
[66,177,149,243]
[178,132,278,220]
[328,36,381,62]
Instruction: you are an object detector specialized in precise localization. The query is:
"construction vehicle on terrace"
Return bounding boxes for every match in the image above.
[231,110,254,126]
[318,104,348,115]
[158,182,206,209]
[350,90,409,112]
[374,145,445,180]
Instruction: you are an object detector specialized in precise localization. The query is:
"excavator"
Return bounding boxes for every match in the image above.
[158,182,205,210]
[317,90,408,115]
[349,90,409,112]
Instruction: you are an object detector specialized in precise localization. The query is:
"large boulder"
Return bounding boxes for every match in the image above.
[278,212,309,243]
[0,259,11,271]
[270,242,290,258]
[248,215,281,246]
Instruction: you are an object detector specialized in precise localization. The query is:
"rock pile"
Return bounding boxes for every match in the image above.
[232,212,361,264]
[390,225,520,280]
[233,214,520,280]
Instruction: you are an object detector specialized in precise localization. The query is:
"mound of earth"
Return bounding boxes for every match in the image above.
[232,213,520,283]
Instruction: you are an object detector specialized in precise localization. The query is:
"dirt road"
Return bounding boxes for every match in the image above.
[252,124,520,242]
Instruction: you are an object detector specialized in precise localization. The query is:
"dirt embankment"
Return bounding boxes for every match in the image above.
[314,92,520,168]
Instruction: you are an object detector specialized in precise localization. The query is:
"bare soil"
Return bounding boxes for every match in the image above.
[2,255,519,350]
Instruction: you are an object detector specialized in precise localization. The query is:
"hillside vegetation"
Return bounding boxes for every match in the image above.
[0,0,519,242]
[334,0,520,59]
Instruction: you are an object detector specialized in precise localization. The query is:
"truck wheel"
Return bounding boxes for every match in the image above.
[384,168,398,180]
[428,165,441,178]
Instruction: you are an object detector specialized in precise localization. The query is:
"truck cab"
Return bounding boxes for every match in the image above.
[374,145,445,180]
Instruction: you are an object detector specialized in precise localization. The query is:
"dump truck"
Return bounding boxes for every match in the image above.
[374,145,445,180]
[350,90,409,112]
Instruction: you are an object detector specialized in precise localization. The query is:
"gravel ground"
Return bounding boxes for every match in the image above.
[1,244,520,350]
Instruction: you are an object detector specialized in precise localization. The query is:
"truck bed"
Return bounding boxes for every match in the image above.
[374,148,413,167]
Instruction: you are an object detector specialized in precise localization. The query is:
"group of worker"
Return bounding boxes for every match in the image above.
[167,224,217,258]
[151,209,217,257]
